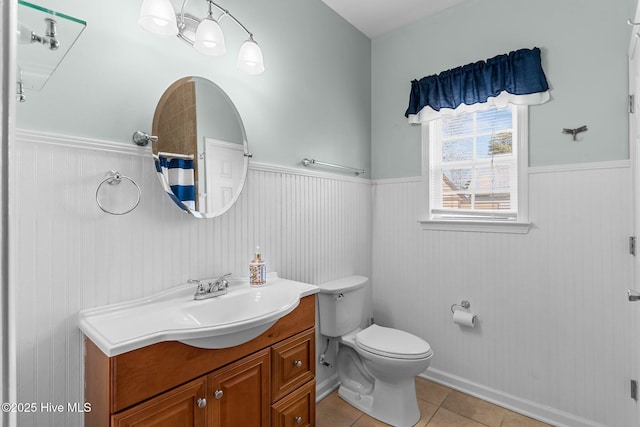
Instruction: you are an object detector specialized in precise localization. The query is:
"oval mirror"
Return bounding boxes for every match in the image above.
[151,76,250,218]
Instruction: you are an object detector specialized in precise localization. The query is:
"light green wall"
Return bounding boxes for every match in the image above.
[372,0,633,179]
[16,0,372,176]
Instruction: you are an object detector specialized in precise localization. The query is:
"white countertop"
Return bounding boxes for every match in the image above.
[79,273,318,357]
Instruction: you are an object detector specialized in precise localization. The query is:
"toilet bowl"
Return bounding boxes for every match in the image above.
[317,276,433,427]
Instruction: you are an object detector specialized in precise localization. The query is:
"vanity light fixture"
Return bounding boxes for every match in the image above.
[138,0,265,75]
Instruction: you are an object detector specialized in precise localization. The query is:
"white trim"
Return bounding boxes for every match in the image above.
[516,104,529,223]
[245,161,371,184]
[14,129,371,184]
[420,105,530,232]
[528,159,630,174]
[371,176,421,185]
[16,129,150,157]
[315,373,340,402]
[422,369,608,427]
[3,1,17,426]
[419,218,531,234]
[371,160,632,187]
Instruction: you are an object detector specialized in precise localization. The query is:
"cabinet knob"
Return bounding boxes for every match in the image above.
[294,416,303,424]
[294,360,303,368]
[214,389,224,400]
[196,398,207,408]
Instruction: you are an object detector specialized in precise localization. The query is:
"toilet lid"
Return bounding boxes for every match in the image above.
[355,324,432,360]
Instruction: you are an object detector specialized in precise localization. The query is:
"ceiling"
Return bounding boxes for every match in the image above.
[321,0,466,39]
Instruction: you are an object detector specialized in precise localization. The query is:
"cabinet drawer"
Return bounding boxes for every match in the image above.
[271,380,315,427]
[271,328,315,402]
[110,377,207,427]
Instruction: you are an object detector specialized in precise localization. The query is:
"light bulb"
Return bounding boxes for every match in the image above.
[194,17,226,56]
[138,0,178,36]
[237,38,265,75]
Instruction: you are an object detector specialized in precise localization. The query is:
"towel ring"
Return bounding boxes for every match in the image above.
[96,171,140,215]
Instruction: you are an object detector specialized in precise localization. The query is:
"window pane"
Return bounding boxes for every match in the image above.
[476,132,512,158]
[443,193,472,209]
[475,165,511,193]
[442,138,473,162]
[476,108,512,133]
[442,113,473,137]
[442,168,472,192]
[475,193,511,210]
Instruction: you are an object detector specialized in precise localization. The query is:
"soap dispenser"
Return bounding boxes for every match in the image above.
[249,246,266,286]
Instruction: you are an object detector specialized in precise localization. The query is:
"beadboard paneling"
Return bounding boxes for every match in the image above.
[11,130,372,427]
[372,166,635,427]
[11,129,637,427]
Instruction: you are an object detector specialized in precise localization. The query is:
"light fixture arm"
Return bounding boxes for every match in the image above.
[178,0,253,37]
[141,0,264,74]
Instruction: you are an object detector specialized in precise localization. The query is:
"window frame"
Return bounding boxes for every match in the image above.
[419,104,531,234]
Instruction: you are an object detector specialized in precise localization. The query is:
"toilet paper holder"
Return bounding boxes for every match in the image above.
[450,300,471,313]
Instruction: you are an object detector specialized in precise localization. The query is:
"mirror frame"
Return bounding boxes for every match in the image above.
[151,76,249,219]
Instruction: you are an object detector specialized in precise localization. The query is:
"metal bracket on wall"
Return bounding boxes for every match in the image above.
[561,125,588,141]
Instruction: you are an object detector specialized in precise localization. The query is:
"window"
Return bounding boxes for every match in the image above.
[420,104,530,233]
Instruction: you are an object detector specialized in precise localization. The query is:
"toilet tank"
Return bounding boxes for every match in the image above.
[317,275,368,337]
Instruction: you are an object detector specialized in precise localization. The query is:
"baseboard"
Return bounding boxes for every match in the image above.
[316,373,340,402]
[421,369,607,427]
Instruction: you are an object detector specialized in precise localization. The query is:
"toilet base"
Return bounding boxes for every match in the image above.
[338,377,421,427]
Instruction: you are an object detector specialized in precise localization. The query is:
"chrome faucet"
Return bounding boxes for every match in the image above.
[191,273,231,300]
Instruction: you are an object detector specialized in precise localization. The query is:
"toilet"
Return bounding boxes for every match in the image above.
[317,275,433,427]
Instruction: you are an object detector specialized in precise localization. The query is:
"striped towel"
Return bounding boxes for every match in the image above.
[155,156,196,211]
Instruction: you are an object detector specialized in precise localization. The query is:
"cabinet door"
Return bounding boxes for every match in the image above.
[271,380,315,427]
[271,328,315,402]
[111,377,207,427]
[208,348,270,427]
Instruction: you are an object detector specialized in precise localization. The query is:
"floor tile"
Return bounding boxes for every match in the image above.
[426,408,486,426]
[316,390,362,427]
[351,413,392,427]
[440,390,507,427]
[415,377,452,406]
[316,379,554,427]
[501,411,553,427]
[414,399,439,427]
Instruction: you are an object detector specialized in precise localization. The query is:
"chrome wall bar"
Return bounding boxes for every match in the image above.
[302,158,365,176]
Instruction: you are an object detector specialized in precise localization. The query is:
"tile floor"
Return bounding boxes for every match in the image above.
[316,377,553,427]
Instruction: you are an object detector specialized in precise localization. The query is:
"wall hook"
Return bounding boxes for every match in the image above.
[562,125,587,141]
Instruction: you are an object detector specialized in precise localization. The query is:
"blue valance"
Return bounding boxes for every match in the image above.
[405,47,549,123]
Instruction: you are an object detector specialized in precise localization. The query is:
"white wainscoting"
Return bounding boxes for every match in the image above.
[372,163,636,427]
[11,129,636,427]
[11,130,372,427]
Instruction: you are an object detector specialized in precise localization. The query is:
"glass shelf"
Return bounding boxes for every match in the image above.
[17,1,86,93]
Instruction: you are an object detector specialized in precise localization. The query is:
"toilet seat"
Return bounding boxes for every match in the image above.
[355,324,432,360]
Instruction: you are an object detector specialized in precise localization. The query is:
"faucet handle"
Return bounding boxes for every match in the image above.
[216,273,232,288]
[189,279,206,295]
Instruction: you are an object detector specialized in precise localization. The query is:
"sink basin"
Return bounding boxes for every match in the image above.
[79,275,318,357]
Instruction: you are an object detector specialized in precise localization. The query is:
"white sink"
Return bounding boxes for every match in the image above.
[79,274,318,357]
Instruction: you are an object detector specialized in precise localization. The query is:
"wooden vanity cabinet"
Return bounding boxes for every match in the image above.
[207,349,271,427]
[84,295,316,427]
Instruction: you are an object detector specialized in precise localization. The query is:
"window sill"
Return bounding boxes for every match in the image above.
[418,219,531,234]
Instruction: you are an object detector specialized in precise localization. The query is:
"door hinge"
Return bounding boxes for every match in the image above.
[632,380,638,401]
[630,236,636,256]
[631,95,635,114]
